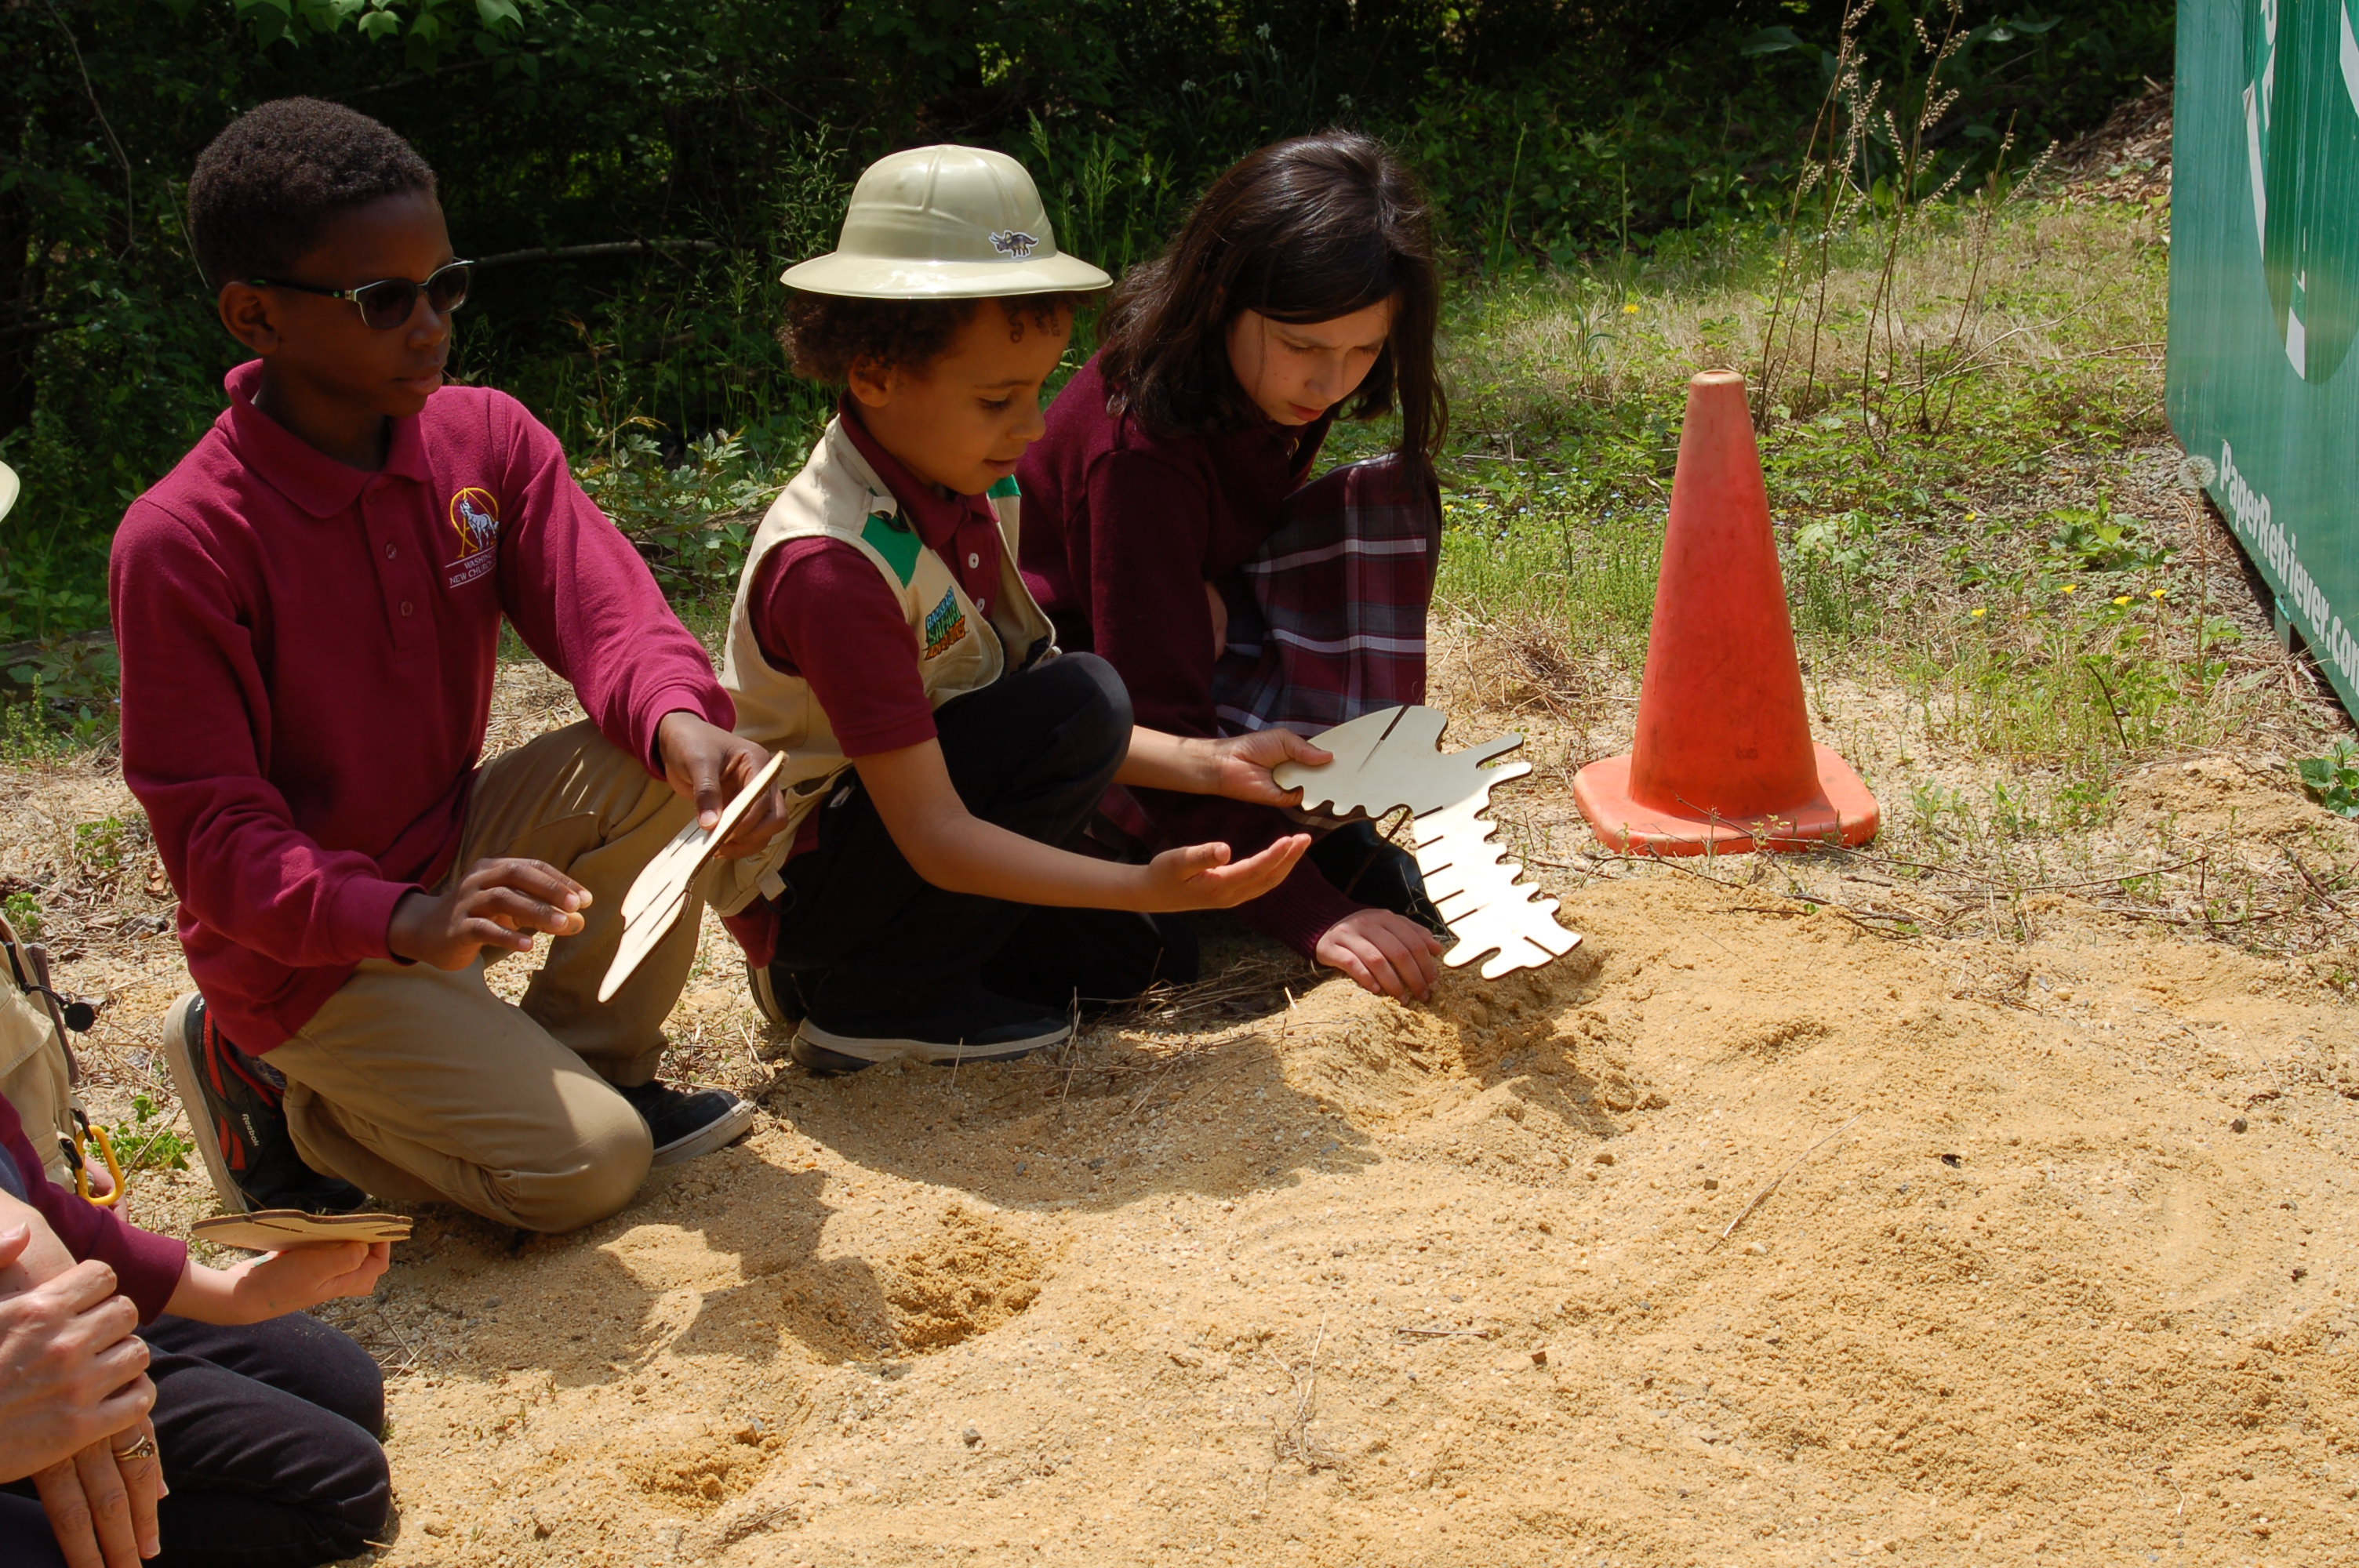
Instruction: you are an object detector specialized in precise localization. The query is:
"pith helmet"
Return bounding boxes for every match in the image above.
[782,144,1111,299]
[0,462,16,525]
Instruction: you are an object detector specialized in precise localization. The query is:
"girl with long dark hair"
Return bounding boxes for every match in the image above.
[1018,131,1452,1000]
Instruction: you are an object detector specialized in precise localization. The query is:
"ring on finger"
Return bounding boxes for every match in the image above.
[111,1433,157,1461]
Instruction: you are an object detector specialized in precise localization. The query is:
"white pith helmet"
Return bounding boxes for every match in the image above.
[781,144,1110,299]
[0,461,16,525]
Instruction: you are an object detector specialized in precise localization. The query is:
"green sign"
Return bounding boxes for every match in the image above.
[2169,0,2359,717]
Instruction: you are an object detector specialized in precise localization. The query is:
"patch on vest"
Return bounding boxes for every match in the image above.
[921,586,970,659]
[860,510,921,586]
[987,474,1022,499]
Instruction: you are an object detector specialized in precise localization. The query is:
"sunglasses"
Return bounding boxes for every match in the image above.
[248,260,474,330]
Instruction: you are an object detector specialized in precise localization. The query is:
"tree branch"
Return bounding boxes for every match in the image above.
[42,0,138,255]
[471,240,724,269]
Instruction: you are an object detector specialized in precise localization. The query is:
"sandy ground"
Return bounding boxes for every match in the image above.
[6,612,2359,1568]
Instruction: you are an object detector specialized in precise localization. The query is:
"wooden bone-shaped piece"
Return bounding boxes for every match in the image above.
[1277,706,1528,818]
[1271,706,1581,979]
[601,750,787,1003]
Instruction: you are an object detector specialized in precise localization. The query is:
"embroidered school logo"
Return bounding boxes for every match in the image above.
[921,586,970,659]
[445,487,501,587]
[989,230,1040,259]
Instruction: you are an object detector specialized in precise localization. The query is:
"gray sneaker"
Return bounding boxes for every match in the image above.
[793,982,1070,1073]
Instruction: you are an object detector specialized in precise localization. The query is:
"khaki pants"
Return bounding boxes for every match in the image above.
[270,722,700,1232]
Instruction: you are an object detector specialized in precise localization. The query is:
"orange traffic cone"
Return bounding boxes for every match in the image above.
[1573,370,1878,855]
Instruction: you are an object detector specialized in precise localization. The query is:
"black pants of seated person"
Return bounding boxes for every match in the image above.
[0,1312,388,1568]
[767,652,1198,1017]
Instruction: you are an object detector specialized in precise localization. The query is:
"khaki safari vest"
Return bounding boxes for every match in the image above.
[711,417,1058,915]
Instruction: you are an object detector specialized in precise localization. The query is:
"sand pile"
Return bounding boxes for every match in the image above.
[7,645,2358,1566]
[320,778,2357,1566]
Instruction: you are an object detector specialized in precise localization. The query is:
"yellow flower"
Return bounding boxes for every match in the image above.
[1965,510,1979,522]
[2059,583,2077,594]
[2113,595,2132,606]
[1970,607,1987,619]
[1623,302,1640,315]
[2150,587,2167,600]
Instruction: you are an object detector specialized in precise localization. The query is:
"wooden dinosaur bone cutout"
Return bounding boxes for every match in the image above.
[193,1209,413,1252]
[602,750,787,1003]
[1271,705,1581,980]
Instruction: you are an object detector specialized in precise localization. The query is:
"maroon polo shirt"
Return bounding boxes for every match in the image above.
[1016,354,1361,956]
[746,402,1006,759]
[111,361,732,1051]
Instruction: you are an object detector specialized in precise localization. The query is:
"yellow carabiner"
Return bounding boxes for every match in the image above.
[73,1116,125,1208]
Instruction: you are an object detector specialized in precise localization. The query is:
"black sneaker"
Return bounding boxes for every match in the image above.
[792,979,1071,1073]
[619,1080,758,1167]
[163,993,367,1215]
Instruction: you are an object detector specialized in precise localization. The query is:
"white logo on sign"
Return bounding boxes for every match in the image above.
[2243,0,2359,379]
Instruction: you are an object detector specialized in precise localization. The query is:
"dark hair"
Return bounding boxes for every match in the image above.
[780,292,1084,384]
[1097,131,1445,480]
[188,99,437,291]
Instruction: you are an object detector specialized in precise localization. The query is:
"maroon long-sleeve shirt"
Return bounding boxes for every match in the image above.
[1016,355,1361,956]
[0,1093,187,1323]
[111,361,732,1051]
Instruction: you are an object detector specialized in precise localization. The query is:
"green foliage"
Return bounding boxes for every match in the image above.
[2042,503,2171,575]
[1,0,2171,702]
[74,815,129,873]
[108,1092,194,1174]
[5,641,122,742]
[1,890,40,939]
[576,423,787,598]
[2296,744,2359,818]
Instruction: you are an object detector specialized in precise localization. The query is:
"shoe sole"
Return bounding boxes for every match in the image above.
[792,1016,1070,1068]
[648,1095,759,1167]
[162,992,249,1215]
[747,962,799,1029]
[787,1035,875,1076]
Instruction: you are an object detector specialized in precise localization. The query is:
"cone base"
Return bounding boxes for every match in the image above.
[1572,744,1879,857]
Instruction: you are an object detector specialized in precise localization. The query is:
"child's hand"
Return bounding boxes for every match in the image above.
[1314,908,1444,1000]
[165,1243,392,1327]
[1201,729,1332,805]
[656,711,791,860]
[388,858,588,970]
[224,1243,391,1323]
[1136,833,1310,911]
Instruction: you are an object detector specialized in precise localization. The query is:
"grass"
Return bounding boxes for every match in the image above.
[1429,191,2357,963]
[1436,194,2321,775]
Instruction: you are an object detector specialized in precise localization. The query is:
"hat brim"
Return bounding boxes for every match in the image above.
[0,462,16,526]
[780,252,1112,299]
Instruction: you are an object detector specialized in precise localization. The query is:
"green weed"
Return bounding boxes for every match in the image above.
[0,693,65,764]
[74,818,129,875]
[108,1094,193,1175]
[575,423,788,599]
[2296,744,2359,818]
[2,890,39,938]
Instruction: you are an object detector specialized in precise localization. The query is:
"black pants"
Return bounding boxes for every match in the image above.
[1,1313,389,1568]
[770,653,1198,1011]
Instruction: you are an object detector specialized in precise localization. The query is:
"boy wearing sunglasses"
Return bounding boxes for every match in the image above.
[108,98,787,1234]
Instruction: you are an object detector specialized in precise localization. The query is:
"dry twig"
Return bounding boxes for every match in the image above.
[1712,1114,1864,1250]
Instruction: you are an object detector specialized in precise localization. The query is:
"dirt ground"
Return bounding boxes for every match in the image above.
[5,601,2358,1568]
